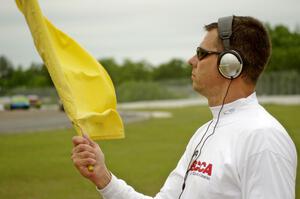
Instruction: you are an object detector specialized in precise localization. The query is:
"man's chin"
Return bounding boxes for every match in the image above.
[192,84,202,94]
[193,83,208,95]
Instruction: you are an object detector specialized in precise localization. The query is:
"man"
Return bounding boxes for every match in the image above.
[71,16,297,199]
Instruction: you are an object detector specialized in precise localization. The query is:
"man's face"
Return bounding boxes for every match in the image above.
[188,29,224,97]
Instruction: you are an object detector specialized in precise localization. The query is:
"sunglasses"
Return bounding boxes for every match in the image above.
[196,47,221,61]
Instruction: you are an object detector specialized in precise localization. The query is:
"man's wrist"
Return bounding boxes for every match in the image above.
[94,168,112,189]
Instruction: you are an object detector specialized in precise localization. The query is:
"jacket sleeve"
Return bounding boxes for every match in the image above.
[96,126,205,199]
[97,132,203,199]
[97,151,190,199]
[239,128,297,199]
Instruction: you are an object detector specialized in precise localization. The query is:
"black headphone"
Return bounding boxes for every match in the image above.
[217,16,243,79]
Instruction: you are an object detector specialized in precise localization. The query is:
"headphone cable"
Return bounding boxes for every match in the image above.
[178,79,233,199]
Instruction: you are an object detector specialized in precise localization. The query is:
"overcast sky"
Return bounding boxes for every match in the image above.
[0,0,299,68]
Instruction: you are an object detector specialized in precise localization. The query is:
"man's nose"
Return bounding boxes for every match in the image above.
[188,55,197,68]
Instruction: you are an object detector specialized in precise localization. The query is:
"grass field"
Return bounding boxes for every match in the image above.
[0,104,299,199]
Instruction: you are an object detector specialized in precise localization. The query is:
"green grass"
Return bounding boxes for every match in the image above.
[0,104,299,199]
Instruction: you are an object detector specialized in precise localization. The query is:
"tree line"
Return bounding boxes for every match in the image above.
[0,24,299,95]
[0,56,192,94]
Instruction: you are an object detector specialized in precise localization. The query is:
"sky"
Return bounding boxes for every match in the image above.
[0,0,300,68]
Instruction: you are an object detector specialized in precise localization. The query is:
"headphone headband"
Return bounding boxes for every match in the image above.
[218,16,233,50]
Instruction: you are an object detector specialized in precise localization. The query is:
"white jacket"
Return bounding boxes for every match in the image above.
[98,93,297,199]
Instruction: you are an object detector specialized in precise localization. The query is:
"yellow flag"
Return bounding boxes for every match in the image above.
[16,0,124,140]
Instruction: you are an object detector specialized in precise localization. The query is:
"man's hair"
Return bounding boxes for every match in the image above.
[205,16,271,84]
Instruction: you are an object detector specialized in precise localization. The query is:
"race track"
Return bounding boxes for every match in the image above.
[0,109,71,133]
[1,95,299,133]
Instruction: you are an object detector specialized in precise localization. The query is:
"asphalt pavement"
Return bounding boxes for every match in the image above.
[1,95,299,134]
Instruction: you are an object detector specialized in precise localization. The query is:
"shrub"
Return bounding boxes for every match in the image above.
[116,81,185,102]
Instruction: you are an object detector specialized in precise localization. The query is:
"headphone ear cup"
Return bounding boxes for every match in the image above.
[218,50,243,79]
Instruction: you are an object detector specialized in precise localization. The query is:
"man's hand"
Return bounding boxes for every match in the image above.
[71,134,112,189]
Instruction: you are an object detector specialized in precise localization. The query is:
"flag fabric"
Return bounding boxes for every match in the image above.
[16,0,124,140]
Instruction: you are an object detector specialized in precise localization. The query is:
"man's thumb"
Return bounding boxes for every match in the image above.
[83,133,97,147]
